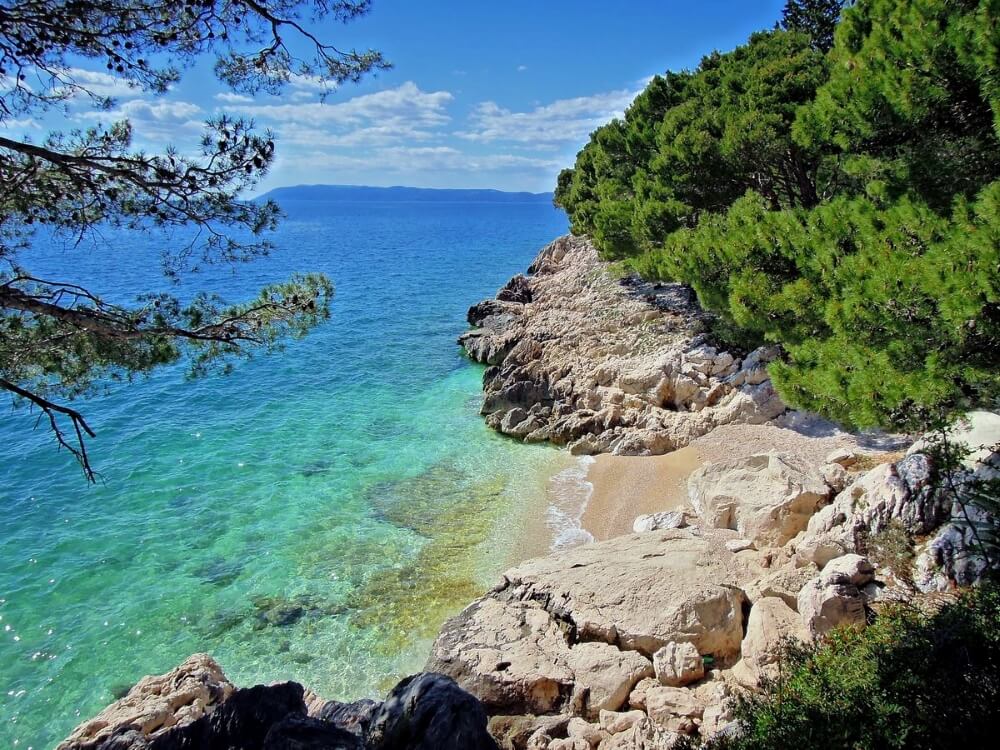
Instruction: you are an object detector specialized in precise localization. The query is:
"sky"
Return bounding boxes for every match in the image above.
[6,0,789,193]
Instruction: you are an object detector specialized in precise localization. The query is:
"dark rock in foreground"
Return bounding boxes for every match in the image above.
[57,655,497,750]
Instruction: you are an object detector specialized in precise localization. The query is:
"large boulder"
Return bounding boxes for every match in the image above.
[427,530,759,716]
[688,453,832,547]
[644,686,705,734]
[57,653,235,749]
[424,595,576,716]
[805,455,947,550]
[564,643,655,719]
[797,555,874,638]
[366,673,498,750]
[744,566,817,611]
[733,598,807,686]
[652,642,704,687]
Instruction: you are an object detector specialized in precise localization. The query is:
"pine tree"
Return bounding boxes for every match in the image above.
[780,0,848,52]
[0,1,387,479]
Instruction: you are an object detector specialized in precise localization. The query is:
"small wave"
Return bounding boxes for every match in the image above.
[545,456,596,550]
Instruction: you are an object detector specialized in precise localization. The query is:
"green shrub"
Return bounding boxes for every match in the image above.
[858,519,915,585]
[686,582,1000,750]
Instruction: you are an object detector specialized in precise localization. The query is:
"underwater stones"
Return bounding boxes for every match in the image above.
[250,594,345,631]
[194,557,244,587]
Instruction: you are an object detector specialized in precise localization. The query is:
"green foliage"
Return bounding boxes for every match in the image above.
[858,519,915,583]
[555,31,828,258]
[780,0,849,52]
[557,0,1000,430]
[793,0,1000,209]
[1,1,382,479]
[687,582,1000,750]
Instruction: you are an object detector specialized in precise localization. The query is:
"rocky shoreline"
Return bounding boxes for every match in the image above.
[459,235,786,456]
[58,236,998,750]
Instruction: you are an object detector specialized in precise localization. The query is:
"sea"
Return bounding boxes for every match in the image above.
[0,197,581,748]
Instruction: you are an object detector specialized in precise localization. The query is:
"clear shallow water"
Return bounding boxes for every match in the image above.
[0,200,569,749]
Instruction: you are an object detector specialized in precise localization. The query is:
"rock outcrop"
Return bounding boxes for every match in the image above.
[425,425,999,748]
[459,235,786,455]
[58,657,498,750]
[688,453,832,547]
[58,653,236,749]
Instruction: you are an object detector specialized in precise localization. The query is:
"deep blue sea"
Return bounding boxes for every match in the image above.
[0,199,571,748]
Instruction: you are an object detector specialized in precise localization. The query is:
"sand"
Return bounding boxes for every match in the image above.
[581,447,702,540]
[579,422,896,541]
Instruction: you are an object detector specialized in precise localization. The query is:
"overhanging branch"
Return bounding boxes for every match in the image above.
[0,377,98,482]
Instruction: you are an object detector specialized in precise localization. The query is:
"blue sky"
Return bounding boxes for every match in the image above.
[8,0,788,193]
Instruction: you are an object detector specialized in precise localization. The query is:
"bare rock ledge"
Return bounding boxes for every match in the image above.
[459,235,787,456]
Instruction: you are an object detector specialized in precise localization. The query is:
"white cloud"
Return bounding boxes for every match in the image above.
[221,81,454,148]
[116,99,203,122]
[517,65,528,72]
[215,92,254,104]
[231,81,452,128]
[456,87,638,144]
[92,99,205,144]
[277,121,438,148]
[0,117,41,132]
[276,145,561,175]
[288,73,334,93]
[61,68,143,99]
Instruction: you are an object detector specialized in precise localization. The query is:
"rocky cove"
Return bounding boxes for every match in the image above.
[58,236,998,750]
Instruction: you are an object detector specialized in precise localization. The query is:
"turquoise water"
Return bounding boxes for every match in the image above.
[0,200,569,748]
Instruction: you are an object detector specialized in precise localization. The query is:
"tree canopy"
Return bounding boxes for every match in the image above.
[555,0,1000,430]
[0,1,386,479]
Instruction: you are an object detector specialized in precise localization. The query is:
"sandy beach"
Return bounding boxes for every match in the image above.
[581,448,701,539]
[580,422,870,541]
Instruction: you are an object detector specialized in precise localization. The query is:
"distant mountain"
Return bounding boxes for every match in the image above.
[258,184,554,204]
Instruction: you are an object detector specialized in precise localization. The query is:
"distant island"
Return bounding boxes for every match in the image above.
[258,184,555,204]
